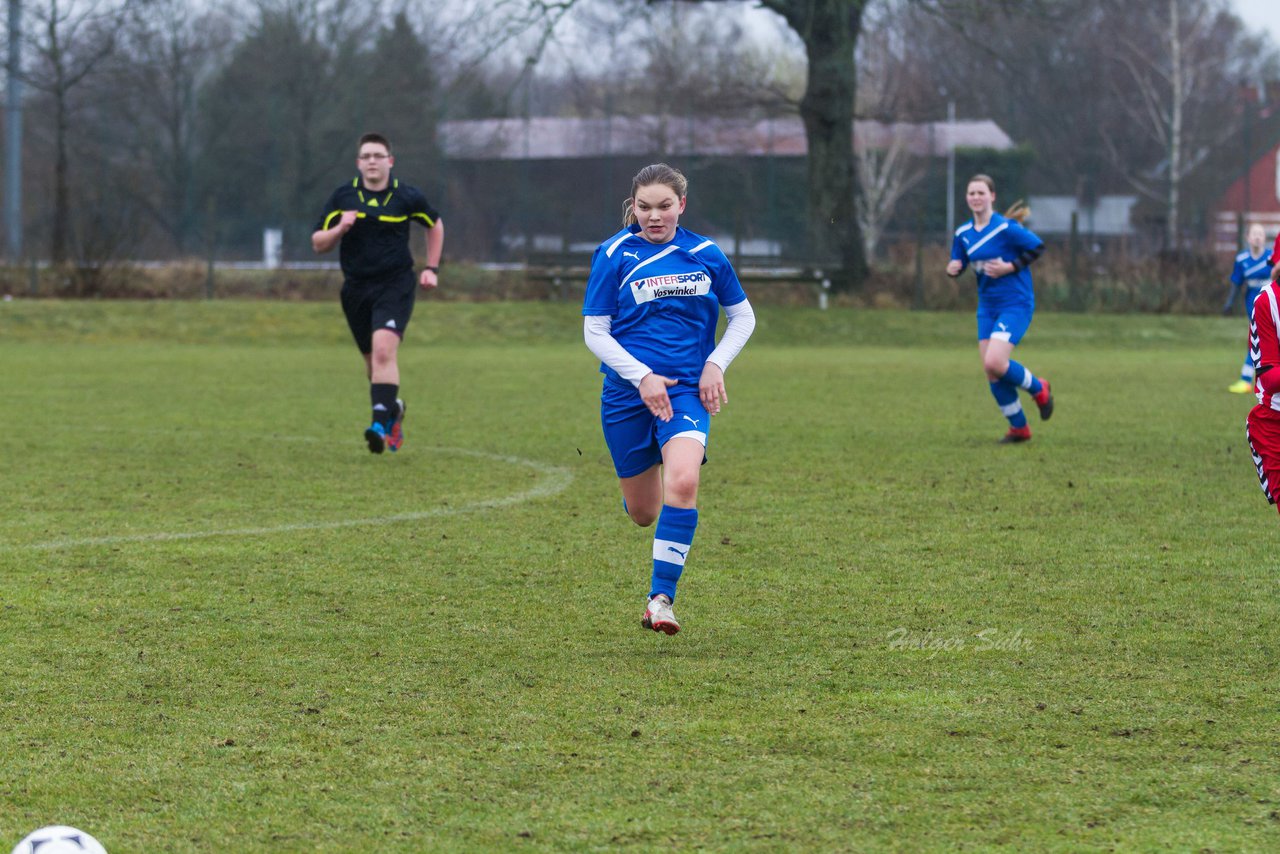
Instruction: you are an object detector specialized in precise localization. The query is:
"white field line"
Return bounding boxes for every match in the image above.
[6,447,573,552]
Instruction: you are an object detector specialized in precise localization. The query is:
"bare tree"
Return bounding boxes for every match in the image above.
[506,0,867,287]
[109,0,236,253]
[361,11,439,178]
[21,0,136,262]
[749,0,868,288]
[906,1,1114,198]
[659,1,1029,285]
[855,2,926,259]
[856,134,924,259]
[198,0,384,251]
[1098,0,1247,247]
[879,0,1273,249]
[432,0,578,97]
[536,0,1020,288]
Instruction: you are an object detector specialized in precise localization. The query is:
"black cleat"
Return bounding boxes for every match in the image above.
[364,422,387,454]
[1034,380,1054,421]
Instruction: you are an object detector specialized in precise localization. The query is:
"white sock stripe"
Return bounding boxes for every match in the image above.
[1020,372,1035,390]
[668,429,707,446]
[653,537,691,566]
[999,400,1024,417]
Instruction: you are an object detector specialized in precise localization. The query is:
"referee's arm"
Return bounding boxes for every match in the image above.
[419,217,445,289]
[424,217,444,269]
[312,210,358,254]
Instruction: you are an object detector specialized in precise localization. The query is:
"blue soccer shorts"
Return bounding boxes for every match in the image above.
[600,382,709,478]
[976,302,1033,345]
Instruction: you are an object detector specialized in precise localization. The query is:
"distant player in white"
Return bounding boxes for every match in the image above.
[583,163,756,635]
[1224,223,1272,393]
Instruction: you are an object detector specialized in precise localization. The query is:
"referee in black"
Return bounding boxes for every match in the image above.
[312,132,444,454]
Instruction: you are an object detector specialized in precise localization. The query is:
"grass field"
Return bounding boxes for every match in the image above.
[1,300,1277,852]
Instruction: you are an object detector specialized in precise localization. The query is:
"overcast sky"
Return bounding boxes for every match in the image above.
[694,1,1280,42]
[1230,0,1280,46]
[555,0,1280,57]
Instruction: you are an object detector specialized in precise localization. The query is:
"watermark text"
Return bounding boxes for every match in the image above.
[886,627,1033,659]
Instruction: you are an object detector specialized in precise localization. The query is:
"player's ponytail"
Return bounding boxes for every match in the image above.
[624,163,689,227]
[1004,200,1030,223]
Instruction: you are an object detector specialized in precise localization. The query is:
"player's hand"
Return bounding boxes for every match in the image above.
[639,373,677,422]
[419,268,438,290]
[983,258,1014,278]
[338,210,358,231]
[945,260,963,277]
[699,362,726,415]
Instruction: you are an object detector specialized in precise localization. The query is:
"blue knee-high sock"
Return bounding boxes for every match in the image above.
[989,381,1027,429]
[1001,360,1043,396]
[650,505,698,602]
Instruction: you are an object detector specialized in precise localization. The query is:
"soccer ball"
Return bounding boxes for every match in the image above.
[10,826,107,854]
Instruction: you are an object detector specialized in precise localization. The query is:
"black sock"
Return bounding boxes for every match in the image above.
[371,383,399,429]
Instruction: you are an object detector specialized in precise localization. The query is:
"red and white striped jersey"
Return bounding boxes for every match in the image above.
[1252,283,1280,417]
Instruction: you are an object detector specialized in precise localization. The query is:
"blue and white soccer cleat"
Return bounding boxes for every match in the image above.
[641,594,680,635]
[364,421,387,454]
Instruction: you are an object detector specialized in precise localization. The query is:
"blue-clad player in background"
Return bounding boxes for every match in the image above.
[947,173,1054,443]
[583,164,756,635]
[1224,223,1272,393]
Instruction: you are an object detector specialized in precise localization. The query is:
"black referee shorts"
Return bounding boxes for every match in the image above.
[340,268,417,354]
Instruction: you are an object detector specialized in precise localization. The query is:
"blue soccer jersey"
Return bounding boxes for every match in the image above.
[951,213,1044,306]
[1231,247,1272,288]
[582,225,748,387]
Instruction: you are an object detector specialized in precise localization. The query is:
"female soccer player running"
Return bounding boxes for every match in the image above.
[946,174,1053,443]
[582,164,756,635]
[1224,224,1272,393]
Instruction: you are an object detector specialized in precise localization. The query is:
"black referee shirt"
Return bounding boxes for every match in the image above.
[316,176,441,282]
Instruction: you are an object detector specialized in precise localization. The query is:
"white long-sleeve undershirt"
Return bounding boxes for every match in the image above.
[583,298,756,387]
[583,315,652,386]
[706,299,756,372]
